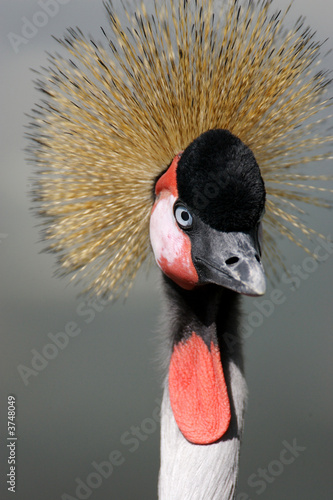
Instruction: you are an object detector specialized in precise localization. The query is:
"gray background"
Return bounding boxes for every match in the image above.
[1,1,332,499]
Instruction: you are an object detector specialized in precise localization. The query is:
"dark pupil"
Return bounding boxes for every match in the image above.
[181,211,189,221]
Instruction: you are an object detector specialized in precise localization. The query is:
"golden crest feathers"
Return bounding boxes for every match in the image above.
[27,0,332,298]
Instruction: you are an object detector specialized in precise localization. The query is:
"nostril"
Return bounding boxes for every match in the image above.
[255,254,260,263]
[225,256,239,266]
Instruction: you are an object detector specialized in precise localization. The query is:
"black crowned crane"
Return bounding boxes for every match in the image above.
[27,0,332,498]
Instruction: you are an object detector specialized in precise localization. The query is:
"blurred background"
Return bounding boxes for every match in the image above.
[1,1,332,499]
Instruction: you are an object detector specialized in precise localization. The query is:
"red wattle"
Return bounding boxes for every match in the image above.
[169,331,231,444]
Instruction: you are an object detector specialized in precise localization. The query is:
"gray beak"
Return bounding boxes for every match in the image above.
[193,227,266,296]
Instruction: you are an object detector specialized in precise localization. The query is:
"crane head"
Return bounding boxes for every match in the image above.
[27,0,331,302]
[150,129,266,296]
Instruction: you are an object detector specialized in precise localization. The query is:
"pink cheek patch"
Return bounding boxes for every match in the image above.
[150,192,198,290]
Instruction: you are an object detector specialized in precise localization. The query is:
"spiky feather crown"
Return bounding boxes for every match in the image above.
[27,0,332,298]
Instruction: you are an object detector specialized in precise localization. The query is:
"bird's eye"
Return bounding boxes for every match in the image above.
[174,205,193,229]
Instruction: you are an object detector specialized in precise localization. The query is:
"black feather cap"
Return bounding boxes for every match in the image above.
[176,129,266,232]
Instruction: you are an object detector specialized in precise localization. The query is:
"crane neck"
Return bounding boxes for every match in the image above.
[158,276,247,500]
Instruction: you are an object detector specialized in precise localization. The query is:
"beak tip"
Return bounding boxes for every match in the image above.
[249,281,266,296]
[236,260,266,296]
[246,267,266,296]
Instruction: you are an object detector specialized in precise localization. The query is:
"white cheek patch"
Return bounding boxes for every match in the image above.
[149,192,198,288]
[150,193,182,266]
